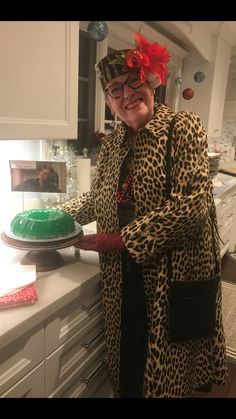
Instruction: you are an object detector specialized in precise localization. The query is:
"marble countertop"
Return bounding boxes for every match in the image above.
[0,223,101,350]
[213,172,236,197]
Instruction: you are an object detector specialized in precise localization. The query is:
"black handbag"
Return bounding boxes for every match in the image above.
[166,115,220,343]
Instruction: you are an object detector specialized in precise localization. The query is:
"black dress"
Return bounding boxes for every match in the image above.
[117,151,148,398]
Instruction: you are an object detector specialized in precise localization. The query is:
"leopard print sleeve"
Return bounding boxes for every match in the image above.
[57,191,96,226]
[120,111,213,264]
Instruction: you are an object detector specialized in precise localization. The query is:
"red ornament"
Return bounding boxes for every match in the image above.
[182,88,194,100]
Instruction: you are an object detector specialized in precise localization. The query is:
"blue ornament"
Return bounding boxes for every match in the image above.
[87,21,108,42]
[194,71,205,83]
[175,76,182,85]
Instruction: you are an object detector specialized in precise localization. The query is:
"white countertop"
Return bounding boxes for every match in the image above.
[213,172,236,198]
[0,226,101,350]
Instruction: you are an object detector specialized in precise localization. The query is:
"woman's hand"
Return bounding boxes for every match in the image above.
[76,232,126,252]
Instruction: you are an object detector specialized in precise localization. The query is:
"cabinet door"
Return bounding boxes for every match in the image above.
[0,21,79,140]
[0,363,44,398]
[45,280,102,356]
[0,324,44,395]
[47,345,108,398]
[207,37,231,137]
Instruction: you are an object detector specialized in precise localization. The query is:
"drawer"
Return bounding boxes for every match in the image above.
[0,362,44,398]
[47,343,108,398]
[91,378,113,398]
[0,324,44,395]
[45,283,103,356]
[45,314,105,396]
[220,222,232,252]
[218,200,236,227]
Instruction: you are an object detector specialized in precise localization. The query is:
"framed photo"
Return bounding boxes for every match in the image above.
[9,160,67,193]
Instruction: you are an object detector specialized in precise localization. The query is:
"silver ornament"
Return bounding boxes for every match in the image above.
[175,76,182,85]
[194,71,205,83]
[166,71,171,79]
[87,21,108,42]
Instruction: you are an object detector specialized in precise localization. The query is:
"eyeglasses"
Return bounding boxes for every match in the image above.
[105,73,143,99]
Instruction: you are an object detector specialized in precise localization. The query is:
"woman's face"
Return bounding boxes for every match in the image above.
[105,72,155,133]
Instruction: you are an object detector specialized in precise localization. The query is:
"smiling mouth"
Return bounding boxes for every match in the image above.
[125,98,143,110]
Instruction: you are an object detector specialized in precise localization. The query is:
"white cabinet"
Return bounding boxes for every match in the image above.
[0,324,44,397]
[45,281,110,398]
[0,364,44,398]
[0,277,111,398]
[0,21,79,140]
[207,37,231,137]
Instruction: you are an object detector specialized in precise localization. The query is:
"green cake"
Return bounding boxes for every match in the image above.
[10,208,76,239]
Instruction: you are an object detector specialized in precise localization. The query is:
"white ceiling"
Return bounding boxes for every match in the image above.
[147,21,236,81]
[148,21,236,54]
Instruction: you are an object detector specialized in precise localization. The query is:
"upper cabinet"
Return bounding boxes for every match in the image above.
[207,36,231,137]
[0,21,79,140]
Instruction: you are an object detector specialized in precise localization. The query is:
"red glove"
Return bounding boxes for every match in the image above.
[76,233,126,252]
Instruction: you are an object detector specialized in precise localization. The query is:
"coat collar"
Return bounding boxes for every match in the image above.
[117,103,174,146]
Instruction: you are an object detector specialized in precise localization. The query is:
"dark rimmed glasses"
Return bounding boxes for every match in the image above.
[105,73,143,99]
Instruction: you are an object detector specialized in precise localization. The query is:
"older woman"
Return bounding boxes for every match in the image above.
[59,32,228,398]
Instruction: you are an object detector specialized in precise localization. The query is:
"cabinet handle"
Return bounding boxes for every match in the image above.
[80,327,104,349]
[80,359,107,385]
[81,296,102,313]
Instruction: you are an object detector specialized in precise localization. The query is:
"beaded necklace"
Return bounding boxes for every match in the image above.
[116,170,134,204]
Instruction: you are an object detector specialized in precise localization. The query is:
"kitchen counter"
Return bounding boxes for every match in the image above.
[0,204,235,369]
[213,172,236,198]
[0,241,101,351]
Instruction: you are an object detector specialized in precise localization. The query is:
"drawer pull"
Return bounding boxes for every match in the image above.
[81,296,102,313]
[80,360,107,385]
[80,327,104,349]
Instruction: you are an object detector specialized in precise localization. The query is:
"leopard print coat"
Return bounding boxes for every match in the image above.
[60,104,228,398]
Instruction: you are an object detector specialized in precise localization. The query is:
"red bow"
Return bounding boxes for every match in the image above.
[125,32,171,85]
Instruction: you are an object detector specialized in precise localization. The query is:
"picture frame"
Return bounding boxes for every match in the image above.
[9,160,67,193]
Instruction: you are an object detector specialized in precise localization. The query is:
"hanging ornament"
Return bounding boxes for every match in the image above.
[182,88,194,100]
[166,71,171,79]
[175,76,182,85]
[87,21,108,42]
[194,71,205,83]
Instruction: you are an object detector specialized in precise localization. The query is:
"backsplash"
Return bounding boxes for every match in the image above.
[208,117,236,164]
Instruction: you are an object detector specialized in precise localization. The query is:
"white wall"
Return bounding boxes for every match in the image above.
[179,49,215,131]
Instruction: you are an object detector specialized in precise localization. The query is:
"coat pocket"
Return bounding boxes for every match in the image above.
[168,276,220,343]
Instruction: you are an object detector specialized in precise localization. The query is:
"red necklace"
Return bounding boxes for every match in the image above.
[116,170,134,204]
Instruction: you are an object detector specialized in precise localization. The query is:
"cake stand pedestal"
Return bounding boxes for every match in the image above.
[21,250,64,271]
[1,229,83,272]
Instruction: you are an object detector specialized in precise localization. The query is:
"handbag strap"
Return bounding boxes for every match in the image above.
[165,114,220,281]
[165,115,176,202]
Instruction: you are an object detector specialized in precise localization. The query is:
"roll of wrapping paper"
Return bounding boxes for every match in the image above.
[76,158,91,194]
